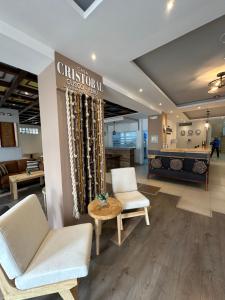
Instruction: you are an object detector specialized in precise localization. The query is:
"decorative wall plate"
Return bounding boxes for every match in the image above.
[195,129,201,136]
[181,130,185,136]
[188,129,193,136]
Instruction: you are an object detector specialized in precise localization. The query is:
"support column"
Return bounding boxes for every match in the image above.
[38,63,73,228]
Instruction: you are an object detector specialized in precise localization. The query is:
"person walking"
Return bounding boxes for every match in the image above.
[210,137,220,158]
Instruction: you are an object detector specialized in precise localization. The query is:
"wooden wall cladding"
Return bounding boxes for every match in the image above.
[0,122,16,147]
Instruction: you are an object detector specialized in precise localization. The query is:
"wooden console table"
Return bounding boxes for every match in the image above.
[9,171,45,200]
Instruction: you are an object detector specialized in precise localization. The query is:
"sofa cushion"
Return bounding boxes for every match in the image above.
[115,191,150,210]
[0,164,8,176]
[0,195,49,279]
[150,158,162,169]
[193,160,208,174]
[17,159,29,172]
[15,223,93,290]
[170,159,183,171]
[3,161,19,173]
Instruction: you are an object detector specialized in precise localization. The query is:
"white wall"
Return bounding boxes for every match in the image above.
[104,118,147,164]
[176,120,207,148]
[0,108,22,161]
[18,124,42,155]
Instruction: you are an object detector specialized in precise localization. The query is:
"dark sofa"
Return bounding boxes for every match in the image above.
[0,159,44,189]
[148,156,209,190]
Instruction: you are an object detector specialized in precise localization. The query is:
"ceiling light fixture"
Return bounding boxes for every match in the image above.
[205,110,210,129]
[166,0,175,13]
[24,92,29,96]
[139,88,143,93]
[91,53,96,61]
[198,106,201,109]
[170,110,173,113]
[159,103,162,106]
[208,72,225,94]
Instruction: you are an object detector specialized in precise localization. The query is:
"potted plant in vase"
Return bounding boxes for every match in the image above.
[96,192,109,207]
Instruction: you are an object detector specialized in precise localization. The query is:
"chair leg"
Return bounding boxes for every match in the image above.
[121,218,124,231]
[144,207,150,226]
[60,287,78,300]
[117,214,122,246]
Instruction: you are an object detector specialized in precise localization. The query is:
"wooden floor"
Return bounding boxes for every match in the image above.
[1,190,224,300]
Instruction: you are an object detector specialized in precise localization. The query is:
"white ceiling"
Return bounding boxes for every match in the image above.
[0,0,225,118]
[135,15,225,105]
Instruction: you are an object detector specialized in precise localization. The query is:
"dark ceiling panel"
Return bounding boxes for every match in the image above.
[0,62,40,125]
[73,0,95,11]
[134,15,225,106]
[104,100,136,118]
[0,62,136,125]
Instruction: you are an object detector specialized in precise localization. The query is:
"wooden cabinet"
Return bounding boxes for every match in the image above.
[105,148,135,168]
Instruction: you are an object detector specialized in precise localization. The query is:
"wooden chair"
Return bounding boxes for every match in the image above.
[0,194,93,300]
[0,266,78,300]
[111,167,150,237]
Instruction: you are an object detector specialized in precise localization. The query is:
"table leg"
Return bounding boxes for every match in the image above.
[117,214,121,246]
[12,182,18,200]
[95,219,101,256]
[40,176,44,186]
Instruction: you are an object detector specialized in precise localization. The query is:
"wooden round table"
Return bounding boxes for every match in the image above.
[88,197,122,255]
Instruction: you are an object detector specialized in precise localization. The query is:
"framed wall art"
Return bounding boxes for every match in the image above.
[0,122,16,147]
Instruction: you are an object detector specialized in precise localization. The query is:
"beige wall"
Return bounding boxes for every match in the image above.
[176,120,207,148]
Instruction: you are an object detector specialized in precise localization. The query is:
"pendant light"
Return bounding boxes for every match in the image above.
[112,122,116,135]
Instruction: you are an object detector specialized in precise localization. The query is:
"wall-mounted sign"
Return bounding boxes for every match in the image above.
[55,52,103,97]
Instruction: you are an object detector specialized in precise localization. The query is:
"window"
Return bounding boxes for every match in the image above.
[112,131,137,147]
[19,127,39,135]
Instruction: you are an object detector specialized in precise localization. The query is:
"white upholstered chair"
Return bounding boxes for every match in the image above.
[0,194,92,300]
[111,167,150,236]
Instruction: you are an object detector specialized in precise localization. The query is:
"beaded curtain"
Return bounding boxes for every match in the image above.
[66,89,105,218]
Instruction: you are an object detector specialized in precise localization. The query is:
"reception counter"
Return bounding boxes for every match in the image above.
[148,148,210,159]
[105,147,135,168]
[148,148,210,190]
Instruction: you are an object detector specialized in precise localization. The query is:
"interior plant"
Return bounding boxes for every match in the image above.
[26,168,31,175]
[96,192,109,206]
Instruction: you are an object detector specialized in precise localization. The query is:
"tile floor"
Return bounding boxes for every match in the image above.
[106,154,225,217]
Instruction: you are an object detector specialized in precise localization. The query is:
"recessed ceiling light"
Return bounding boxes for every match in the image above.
[198,106,201,109]
[159,103,162,106]
[91,53,96,61]
[170,110,173,113]
[25,92,29,95]
[139,88,143,93]
[166,0,175,13]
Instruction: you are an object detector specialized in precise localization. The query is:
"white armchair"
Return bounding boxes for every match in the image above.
[111,167,150,236]
[0,194,92,300]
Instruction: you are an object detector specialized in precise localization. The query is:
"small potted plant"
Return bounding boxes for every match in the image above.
[26,168,31,175]
[96,192,109,207]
